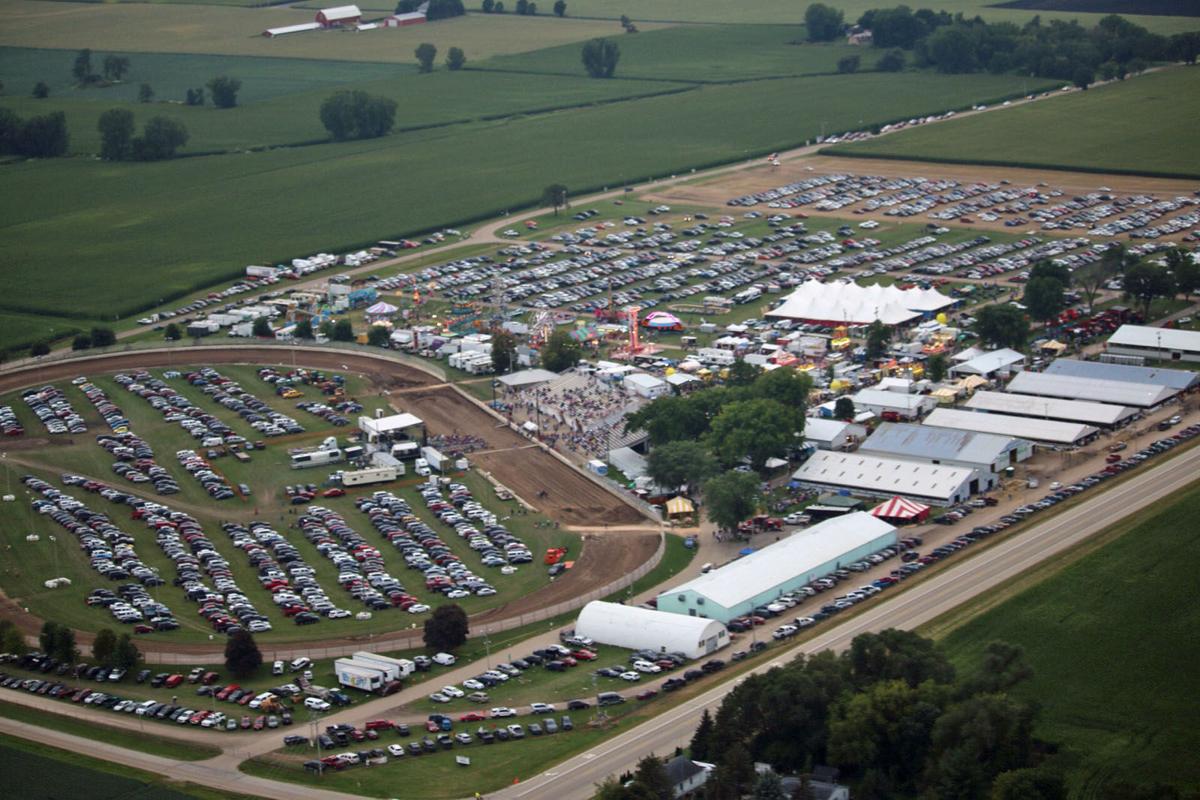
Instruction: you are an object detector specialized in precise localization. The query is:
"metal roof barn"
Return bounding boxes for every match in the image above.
[1107,324,1200,362]
[575,601,729,659]
[923,408,1098,445]
[1006,370,1176,408]
[965,390,1137,428]
[1043,358,1198,392]
[791,450,975,504]
[658,512,897,623]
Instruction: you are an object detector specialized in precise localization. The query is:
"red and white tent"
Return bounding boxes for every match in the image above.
[869,495,930,523]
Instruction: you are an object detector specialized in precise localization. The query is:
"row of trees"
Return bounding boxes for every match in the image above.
[0,108,68,158]
[845,6,1200,84]
[415,43,467,73]
[98,109,189,161]
[72,49,131,87]
[397,0,464,18]
[37,621,79,664]
[319,90,398,141]
[88,628,142,671]
[481,0,565,13]
[70,327,117,350]
[686,629,1048,800]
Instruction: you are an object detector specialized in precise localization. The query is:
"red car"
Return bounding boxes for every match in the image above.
[635,689,659,701]
[163,674,184,688]
[364,720,394,731]
[459,712,487,722]
[572,649,597,661]
[323,488,346,498]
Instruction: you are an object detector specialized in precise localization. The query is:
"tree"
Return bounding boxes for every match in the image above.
[102,55,130,82]
[331,318,355,342]
[753,771,788,800]
[925,695,1036,800]
[17,112,69,157]
[185,88,205,106]
[792,775,818,800]
[752,367,812,410]
[515,0,528,12]
[0,109,18,154]
[707,398,801,469]
[97,108,134,161]
[1075,243,1126,311]
[804,3,844,42]
[423,603,468,651]
[482,0,494,11]
[252,317,273,338]
[319,90,397,141]
[1170,31,1200,64]
[41,621,78,664]
[131,116,188,160]
[491,328,517,373]
[865,320,892,360]
[553,0,566,16]
[32,81,49,99]
[207,76,241,108]
[112,633,141,672]
[367,325,390,347]
[319,320,335,339]
[446,46,466,71]
[582,38,620,78]
[39,621,60,655]
[877,49,906,72]
[293,319,314,340]
[91,628,117,666]
[1073,65,1094,90]
[138,83,154,103]
[710,742,757,800]
[416,43,438,73]
[30,341,51,357]
[0,619,28,656]
[927,353,947,382]
[974,304,1028,350]
[398,0,463,17]
[646,440,718,493]
[542,183,569,215]
[726,358,762,387]
[541,328,582,371]
[834,396,855,420]
[1023,276,1065,324]
[968,641,1034,695]
[837,54,861,74]
[1123,263,1174,319]
[631,755,673,800]
[690,708,715,762]
[225,630,262,678]
[1166,248,1199,298]
[72,334,91,351]
[72,49,94,85]
[990,769,1066,800]
[1028,260,1070,288]
[163,322,182,341]
[703,469,761,532]
[624,395,713,446]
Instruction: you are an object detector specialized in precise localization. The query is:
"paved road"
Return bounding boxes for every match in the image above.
[490,443,1200,800]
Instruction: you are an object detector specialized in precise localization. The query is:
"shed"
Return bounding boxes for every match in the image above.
[949,347,1025,379]
[575,601,729,659]
[851,388,936,420]
[1107,324,1200,363]
[316,4,362,26]
[965,390,1137,428]
[803,417,861,451]
[1006,370,1176,408]
[859,422,1029,493]
[382,11,427,26]
[1043,358,1199,393]
[791,450,975,505]
[624,372,669,399]
[923,408,1098,446]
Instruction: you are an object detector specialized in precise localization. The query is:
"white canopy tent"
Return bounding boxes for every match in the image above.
[766,280,954,325]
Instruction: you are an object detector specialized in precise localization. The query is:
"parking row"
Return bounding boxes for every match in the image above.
[116,371,237,445]
[184,368,304,437]
[224,520,345,628]
[0,405,23,436]
[97,432,180,495]
[22,384,86,435]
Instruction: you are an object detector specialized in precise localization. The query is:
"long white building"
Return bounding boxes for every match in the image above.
[575,601,729,659]
[791,450,975,504]
[924,407,1099,446]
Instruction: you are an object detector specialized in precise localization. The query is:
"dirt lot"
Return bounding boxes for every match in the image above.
[650,154,1200,242]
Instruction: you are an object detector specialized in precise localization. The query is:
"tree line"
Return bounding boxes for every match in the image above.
[0,619,141,672]
[0,108,68,158]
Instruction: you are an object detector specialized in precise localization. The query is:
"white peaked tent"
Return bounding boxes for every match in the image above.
[766,280,955,325]
[365,301,398,316]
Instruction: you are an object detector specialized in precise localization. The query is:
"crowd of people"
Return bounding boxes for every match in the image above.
[509,375,642,459]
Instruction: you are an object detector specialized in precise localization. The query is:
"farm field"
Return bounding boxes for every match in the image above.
[475,24,871,82]
[0,70,1048,322]
[936,483,1200,794]
[0,2,652,63]
[827,67,1200,179]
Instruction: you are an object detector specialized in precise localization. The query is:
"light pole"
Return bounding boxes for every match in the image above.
[484,637,492,670]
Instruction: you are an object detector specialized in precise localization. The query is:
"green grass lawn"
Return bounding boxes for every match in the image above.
[0,699,220,760]
[475,25,871,82]
[827,67,1200,178]
[935,483,1200,795]
[0,70,1048,325]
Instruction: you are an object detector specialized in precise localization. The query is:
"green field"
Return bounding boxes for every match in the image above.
[936,483,1200,795]
[828,67,1200,178]
[475,24,872,82]
[0,70,1048,322]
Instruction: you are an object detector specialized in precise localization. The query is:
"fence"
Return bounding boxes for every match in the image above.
[137,533,666,665]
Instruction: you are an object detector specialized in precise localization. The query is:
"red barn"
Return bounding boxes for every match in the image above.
[316,5,362,27]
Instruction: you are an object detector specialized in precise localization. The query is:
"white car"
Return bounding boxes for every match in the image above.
[783,512,810,526]
[463,679,485,691]
[387,744,406,757]
[619,671,642,682]
[529,702,556,714]
[632,660,661,674]
[304,697,330,711]
[407,604,431,614]
[429,693,451,704]
[441,685,465,698]
[432,652,457,666]
[490,707,517,718]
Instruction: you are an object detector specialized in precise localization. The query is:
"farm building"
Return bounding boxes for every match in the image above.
[766,280,954,326]
[851,388,937,420]
[358,412,423,443]
[1107,324,1200,363]
[791,450,975,505]
[964,390,1138,429]
[263,22,322,37]
[382,11,427,26]
[859,422,1030,493]
[316,4,363,27]
[1006,370,1176,408]
[923,408,1099,446]
[575,601,729,659]
[803,417,865,451]
[949,347,1025,379]
[1043,358,1199,393]
[657,513,897,623]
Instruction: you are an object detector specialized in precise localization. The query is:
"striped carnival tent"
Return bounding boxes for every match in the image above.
[869,495,930,524]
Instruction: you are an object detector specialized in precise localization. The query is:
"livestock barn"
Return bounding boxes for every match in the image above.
[575,601,729,659]
[316,5,363,27]
[382,11,427,26]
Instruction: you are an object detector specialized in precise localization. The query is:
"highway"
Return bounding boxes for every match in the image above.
[491,443,1200,800]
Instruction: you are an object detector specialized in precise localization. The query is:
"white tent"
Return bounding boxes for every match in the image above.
[575,601,729,659]
[365,301,398,316]
[766,280,954,325]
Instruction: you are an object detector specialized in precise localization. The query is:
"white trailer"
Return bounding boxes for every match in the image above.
[246,265,279,279]
[339,466,398,487]
[334,659,388,692]
[290,448,342,469]
[697,347,736,366]
[391,441,420,460]
[351,652,414,681]
[420,446,448,473]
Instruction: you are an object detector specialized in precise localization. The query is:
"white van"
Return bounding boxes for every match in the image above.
[414,458,431,477]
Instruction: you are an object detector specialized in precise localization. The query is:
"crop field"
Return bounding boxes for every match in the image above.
[827,68,1200,179]
[937,483,1200,794]
[0,365,578,644]
[475,24,872,82]
[0,1,651,63]
[0,70,1047,322]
